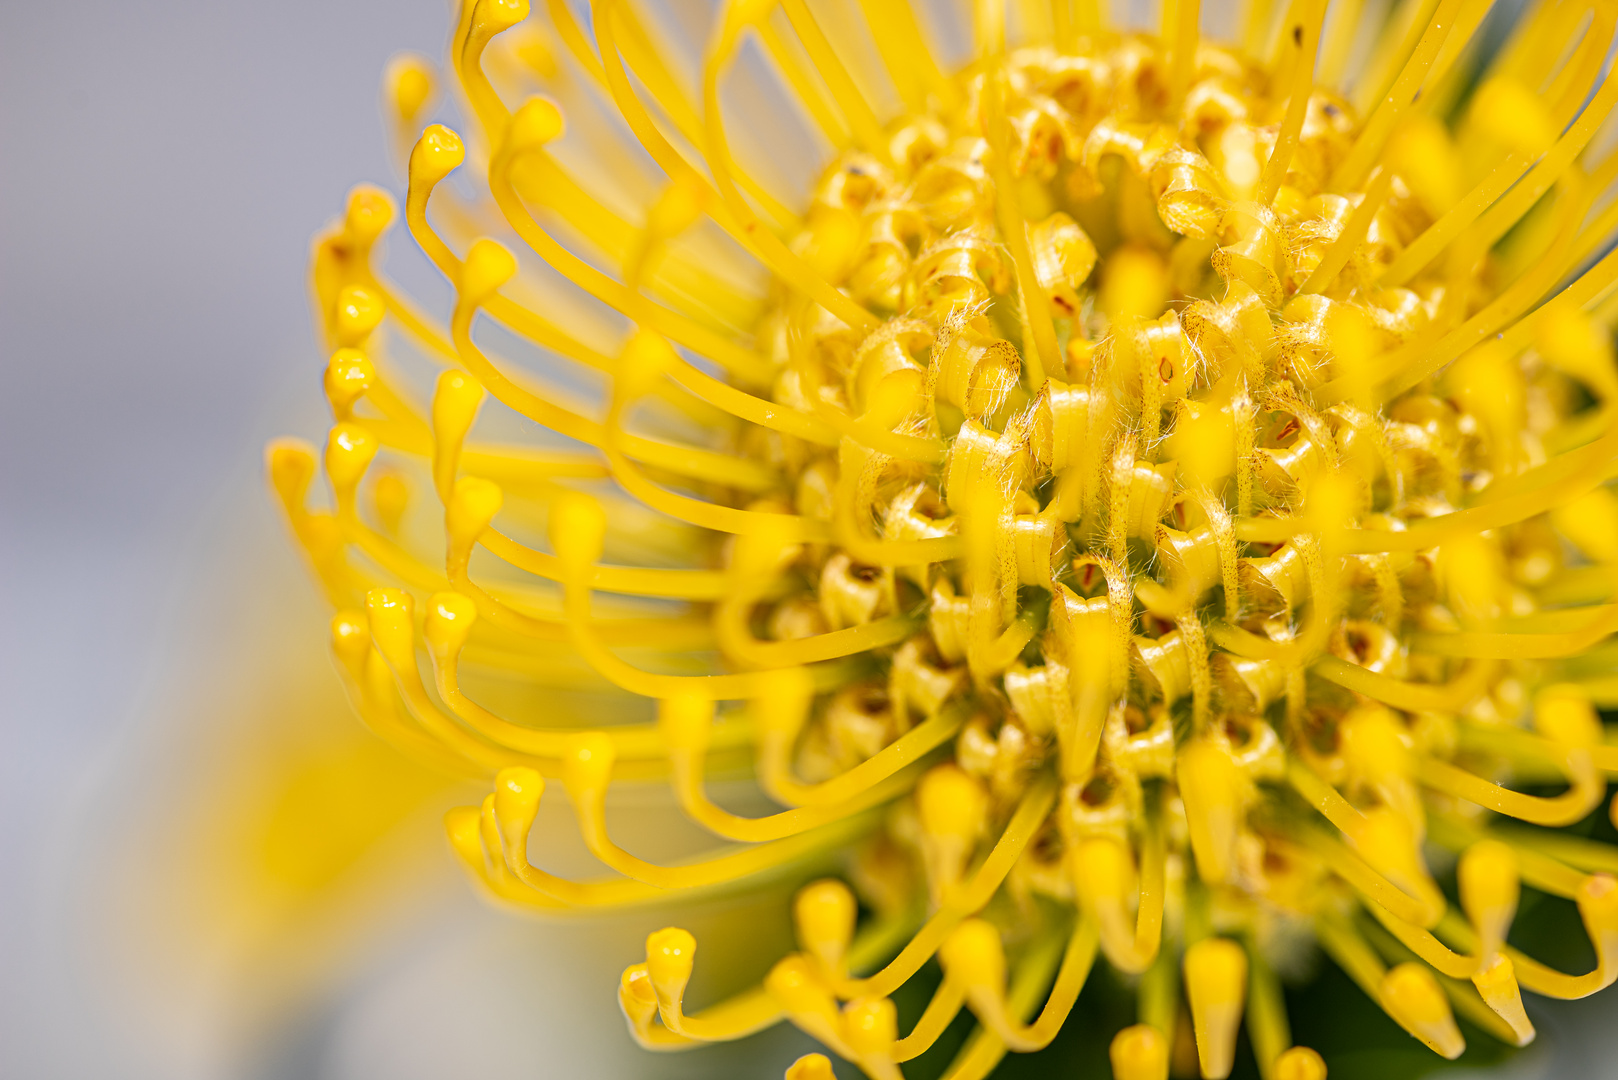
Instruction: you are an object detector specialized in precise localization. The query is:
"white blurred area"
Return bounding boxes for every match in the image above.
[4,1,1618,1078]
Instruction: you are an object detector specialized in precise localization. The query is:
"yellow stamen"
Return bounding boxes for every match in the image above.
[285,0,1618,1073]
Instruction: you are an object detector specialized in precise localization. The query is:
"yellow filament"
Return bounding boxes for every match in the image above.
[1427,814,1590,899]
[1486,825,1618,877]
[1470,73,1618,256]
[332,617,488,778]
[1078,807,1167,971]
[1347,172,1594,399]
[973,0,1007,56]
[983,68,1057,387]
[1287,761,1448,919]
[793,343,948,462]
[480,529,731,600]
[1241,423,1618,554]
[593,0,798,234]
[948,918,1101,1052]
[1332,0,1468,190]
[562,576,824,701]
[1311,654,1494,713]
[1317,0,1369,86]
[1362,899,1482,979]
[776,0,891,159]
[702,19,879,334]
[631,906,922,1049]
[405,209,774,490]
[835,777,1058,1000]
[1242,0,1278,56]
[1378,11,1615,285]
[423,598,750,762]
[487,144,775,385]
[893,979,968,1060]
[599,402,832,543]
[1139,931,1182,1047]
[1255,0,1329,204]
[1409,605,1618,658]
[1436,883,1618,1000]
[663,698,921,842]
[558,734,882,891]
[1284,831,1441,926]
[767,19,862,153]
[542,0,607,82]
[1244,945,1296,1080]
[1496,241,1618,360]
[1316,914,1463,1058]
[452,0,523,138]
[718,602,919,667]
[369,591,623,775]
[1417,750,1603,827]
[937,927,1066,1080]
[1356,922,1490,1054]
[634,937,790,1042]
[1166,0,1202,113]
[479,784,673,906]
[1297,166,1393,293]
[761,704,967,809]
[855,0,951,113]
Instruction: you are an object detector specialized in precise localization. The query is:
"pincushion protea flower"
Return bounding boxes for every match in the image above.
[270,0,1618,1074]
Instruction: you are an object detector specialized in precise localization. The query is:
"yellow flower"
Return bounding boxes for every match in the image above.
[272,0,1618,1076]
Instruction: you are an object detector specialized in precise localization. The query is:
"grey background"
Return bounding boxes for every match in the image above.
[1,0,447,1074]
[2,1,1616,1078]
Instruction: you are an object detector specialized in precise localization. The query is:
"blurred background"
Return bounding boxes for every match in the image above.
[2,1,1618,1078]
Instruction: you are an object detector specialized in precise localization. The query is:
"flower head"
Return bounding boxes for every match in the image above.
[274,0,1618,1076]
